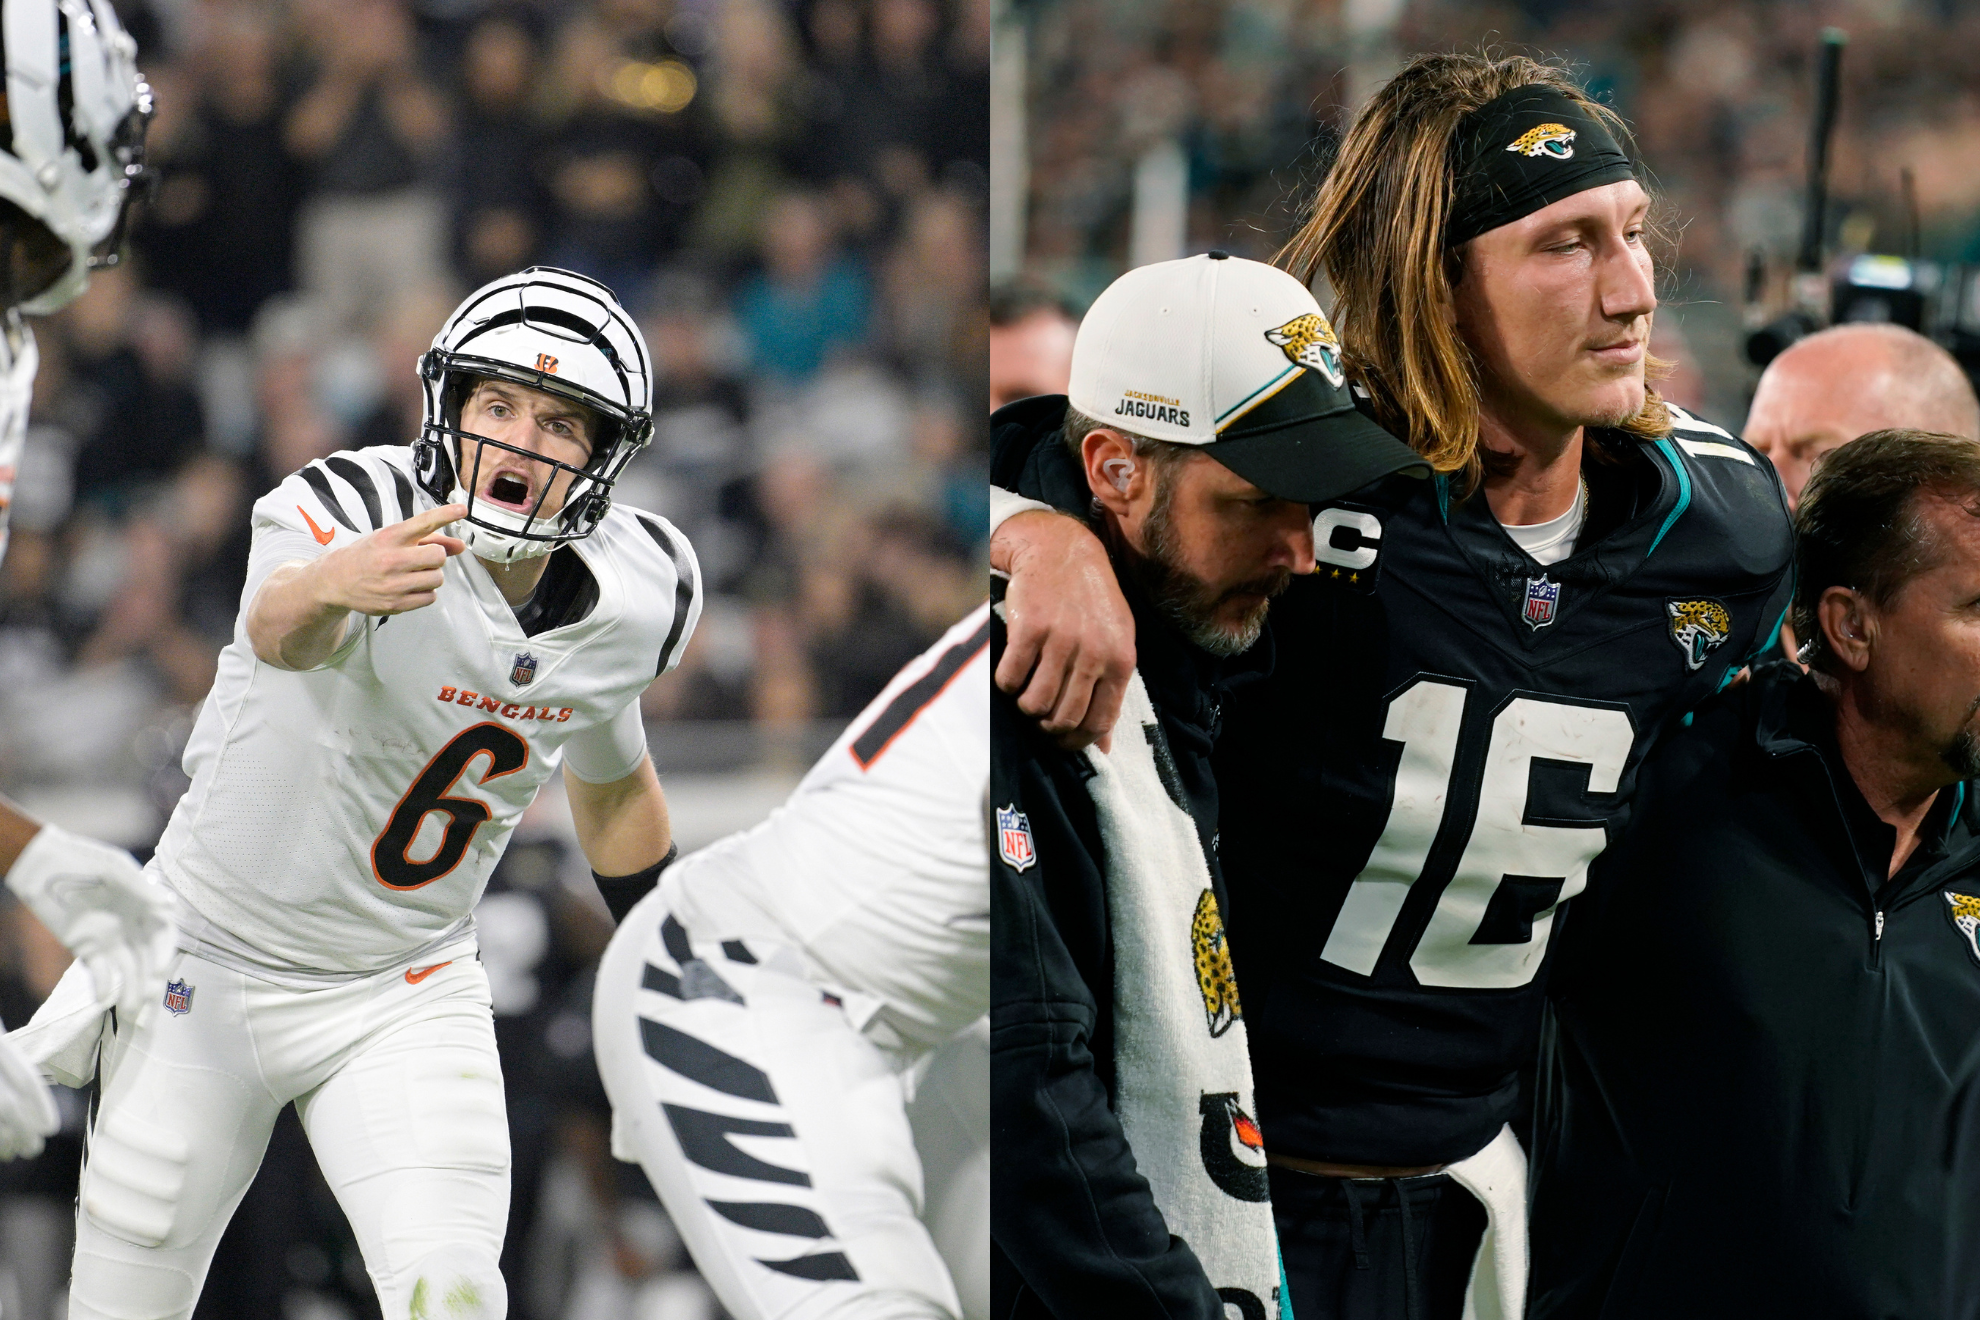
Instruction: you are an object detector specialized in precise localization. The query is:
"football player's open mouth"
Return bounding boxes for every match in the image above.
[483,471,534,510]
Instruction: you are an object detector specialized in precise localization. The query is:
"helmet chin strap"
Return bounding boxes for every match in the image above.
[448,482,560,565]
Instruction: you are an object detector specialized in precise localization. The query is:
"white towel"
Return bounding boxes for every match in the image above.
[1446,1123,1529,1320]
[9,958,111,1088]
[1089,671,1286,1319]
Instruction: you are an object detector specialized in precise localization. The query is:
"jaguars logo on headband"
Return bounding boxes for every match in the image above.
[1192,888,1241,1038]
[1264,312,1345,388]
[1506,122,1577,160]
[1948,891,1980,967]
[1666,598,1732,671]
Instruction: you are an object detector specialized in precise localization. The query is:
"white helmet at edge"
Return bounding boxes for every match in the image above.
[413,266,655,564]
[0,0,150,314]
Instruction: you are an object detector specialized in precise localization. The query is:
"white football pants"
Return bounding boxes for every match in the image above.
[593,892,983,1320]
[68,950,510,1320]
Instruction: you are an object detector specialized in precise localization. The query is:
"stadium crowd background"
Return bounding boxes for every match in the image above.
[1003,0,1980,421]
[0,0,988,1316]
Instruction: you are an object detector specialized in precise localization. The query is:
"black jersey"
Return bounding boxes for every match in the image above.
[1212,406,1794,1167]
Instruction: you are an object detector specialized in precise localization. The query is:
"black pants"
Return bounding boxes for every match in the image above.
[1271,1165,1487,1320]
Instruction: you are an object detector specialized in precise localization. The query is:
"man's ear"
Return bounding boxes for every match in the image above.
[1817,585,1876,673]
[1081,427,1139,518]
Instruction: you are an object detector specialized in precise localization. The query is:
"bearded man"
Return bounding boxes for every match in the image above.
[991,252,1426,1320]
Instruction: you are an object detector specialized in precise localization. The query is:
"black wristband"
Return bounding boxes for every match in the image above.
[592,841,679,925]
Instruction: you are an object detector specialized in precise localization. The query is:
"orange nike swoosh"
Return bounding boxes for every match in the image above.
[298,506,335,545]
[404,961,452,984]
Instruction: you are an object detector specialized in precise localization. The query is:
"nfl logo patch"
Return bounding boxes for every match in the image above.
[163,978,194,1015]
[997,803,1036,873]
[1522,576,1561,630]
[511,652,537,687]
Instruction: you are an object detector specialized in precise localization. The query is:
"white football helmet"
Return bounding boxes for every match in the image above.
[414,267,654,563]
[0,0,150,314]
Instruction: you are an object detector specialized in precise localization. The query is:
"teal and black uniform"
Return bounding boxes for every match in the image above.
[1218,402,1792,1171]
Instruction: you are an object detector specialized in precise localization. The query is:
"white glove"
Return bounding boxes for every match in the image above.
[0,1028,57,1160]
[7,823,177,1023]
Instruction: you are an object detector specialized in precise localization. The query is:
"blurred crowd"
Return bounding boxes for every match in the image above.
[0,0,986,1316]
[1014,0,1980,416]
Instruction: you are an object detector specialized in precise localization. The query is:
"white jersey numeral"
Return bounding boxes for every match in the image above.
[1318,678,1465,976]
[1321,681,1635,989]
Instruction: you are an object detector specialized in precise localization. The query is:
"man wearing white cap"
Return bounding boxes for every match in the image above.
[991,251,1428,1320]
[993,53,1796,1320]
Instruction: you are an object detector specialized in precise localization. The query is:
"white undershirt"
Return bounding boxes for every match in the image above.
[1499,482,1586,567]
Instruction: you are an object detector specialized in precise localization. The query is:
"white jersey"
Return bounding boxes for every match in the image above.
[664,604,990,1052]
[156,445,701,980]
[0,313,37,563]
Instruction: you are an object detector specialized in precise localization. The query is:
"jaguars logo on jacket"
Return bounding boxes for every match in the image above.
[1264,313,1346,388]
[1946,891,1980,967]
[1506,123,1576,159]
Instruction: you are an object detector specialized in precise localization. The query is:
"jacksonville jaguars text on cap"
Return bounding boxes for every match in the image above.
[1116,392,1190,427]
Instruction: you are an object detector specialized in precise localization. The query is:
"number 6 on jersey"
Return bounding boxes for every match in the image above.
[373,723,531,890]
[1320,676,1635,990]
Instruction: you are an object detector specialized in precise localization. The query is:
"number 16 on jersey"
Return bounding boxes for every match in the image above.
[1319,677,1636,990]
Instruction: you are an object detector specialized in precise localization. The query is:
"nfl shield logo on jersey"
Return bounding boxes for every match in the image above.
[1522,576,1561,630]
[997,803,1036,872]
[510,651,537,687]
[163,979,195,1015]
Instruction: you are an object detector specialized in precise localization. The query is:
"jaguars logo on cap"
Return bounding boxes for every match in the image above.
[1948,891,1980,966]
[1263,312,1345,388]
[1506,123,1576,160]
[1192,888,1241,1037]
[1666,598,1732,671]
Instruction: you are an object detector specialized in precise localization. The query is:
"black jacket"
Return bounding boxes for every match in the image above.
[989,397,1266,1319]
[1532,663,1980,1319]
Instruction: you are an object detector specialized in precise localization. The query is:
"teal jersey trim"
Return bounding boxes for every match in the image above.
[1434,473,1451,523]
[1647,438,1692,559]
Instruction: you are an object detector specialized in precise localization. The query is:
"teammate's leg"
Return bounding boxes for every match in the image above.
[69,955,285,1320]
[296,959,511,1320]
[593,894,963,1320]
[905,1017,988,1320]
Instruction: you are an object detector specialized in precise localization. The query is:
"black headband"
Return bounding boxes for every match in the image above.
[1446,85,1638,248]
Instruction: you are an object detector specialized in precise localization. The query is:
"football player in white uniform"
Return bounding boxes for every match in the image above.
[0,0,179,1164]
[592,603,989,1320]
[33,266,701,1319]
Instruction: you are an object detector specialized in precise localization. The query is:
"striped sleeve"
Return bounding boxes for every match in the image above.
[253,449,417,545]
[634,514,704,677]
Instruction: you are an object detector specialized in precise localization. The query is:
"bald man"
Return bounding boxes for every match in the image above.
[1747,323,1980,508]
[988,283,1077,413]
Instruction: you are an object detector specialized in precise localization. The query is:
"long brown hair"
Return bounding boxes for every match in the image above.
[1278,51,1671,490]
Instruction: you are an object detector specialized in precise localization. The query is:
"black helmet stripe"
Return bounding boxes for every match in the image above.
[453,305,632,404]
[441,270,652,390]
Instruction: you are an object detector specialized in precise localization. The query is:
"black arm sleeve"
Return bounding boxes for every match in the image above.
[990,697,1224,1320]
[592,842,678,925]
